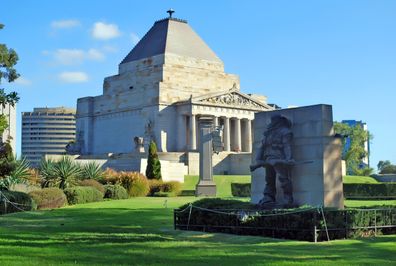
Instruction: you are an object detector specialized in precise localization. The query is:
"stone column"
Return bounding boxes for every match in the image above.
[223,117,230,151]
[246,119,252,152]
[177,114,187,151]
[213,116,219,128]
[189,114,197,151]
[195,116,216,196]
[235,118,241,152]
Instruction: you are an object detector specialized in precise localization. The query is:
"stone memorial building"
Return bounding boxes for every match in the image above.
[74,13,273,176]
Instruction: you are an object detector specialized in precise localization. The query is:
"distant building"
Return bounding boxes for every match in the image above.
[0,103,17,154]
[341,120,370,167]
[22,107,76,167]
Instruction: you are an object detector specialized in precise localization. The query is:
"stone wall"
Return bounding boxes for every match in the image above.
[251,104,344,208]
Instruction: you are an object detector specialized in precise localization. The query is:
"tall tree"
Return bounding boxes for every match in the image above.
[145,141,162,180]
[334,122,372,175]
[0,23,20,137]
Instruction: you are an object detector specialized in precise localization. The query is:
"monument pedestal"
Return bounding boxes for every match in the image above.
[196,180,216,197]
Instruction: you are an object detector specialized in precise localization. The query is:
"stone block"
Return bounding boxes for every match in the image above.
[251,104,344,208]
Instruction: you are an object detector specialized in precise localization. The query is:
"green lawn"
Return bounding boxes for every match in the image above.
[183,175,251,197]
[0,197,395,266]
[343,175,378,184]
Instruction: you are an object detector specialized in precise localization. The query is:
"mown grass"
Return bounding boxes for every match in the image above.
[0,197,395,266]
[183,175,251,197]
[343,175,378,184]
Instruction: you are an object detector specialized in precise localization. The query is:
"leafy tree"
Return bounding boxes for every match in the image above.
[377,160,391,172]
[145,141,162,180]
[334,122,372,175]
[0,23,20,134]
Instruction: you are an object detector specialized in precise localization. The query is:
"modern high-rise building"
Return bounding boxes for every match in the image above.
[21,107,76,167]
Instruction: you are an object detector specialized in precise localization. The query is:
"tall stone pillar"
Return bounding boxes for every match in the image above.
[223,117,230,151]
[213,116,219,128]
[246,119,252,152]
[189,114,197,151]
[196,116,216,196]
[177,115,187,151]
[235,118,241,152]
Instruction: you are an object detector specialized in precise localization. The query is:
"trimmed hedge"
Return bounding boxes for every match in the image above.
[344,183,396,199]
[0,190,36,214]
[231,183,396,199]
[103,185,128,200]
[79,179,105,196]
[29,188,67,209]
[175,198,396,242]
[231,183,251,197]
[64,186,103,205]
[148,180,182,197]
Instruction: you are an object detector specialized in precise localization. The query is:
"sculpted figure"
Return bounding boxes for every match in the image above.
[250,115,294,207]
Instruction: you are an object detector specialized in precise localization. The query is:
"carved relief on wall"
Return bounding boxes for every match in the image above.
[199,93,266,109]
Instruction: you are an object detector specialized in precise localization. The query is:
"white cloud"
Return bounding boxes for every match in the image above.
[53,48,105,65]
[14,76,32,86]
[58,72,89,83]
[102,45,118,53]
[87,49,105,60]
[130,33,140,45]
[92,22,121,40]
[51,19,81,29]
[54,49,85,65]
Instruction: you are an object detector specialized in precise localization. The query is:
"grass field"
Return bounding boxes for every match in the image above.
[0,197,395,266]
[343,175,378,184]
[183,175,251,197]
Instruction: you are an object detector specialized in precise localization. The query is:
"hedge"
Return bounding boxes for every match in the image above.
[64,186,103,205]
[148,180,182,197]
[231,183,396,199]
[175,198,396,242]
[343,183,396,199]
[29,188,67,209]
[231,183,251,197]
[0,190,36,214]
[103,185,128,200]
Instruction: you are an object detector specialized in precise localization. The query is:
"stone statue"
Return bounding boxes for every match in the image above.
[134,136,145,153]
[250,115,295,207]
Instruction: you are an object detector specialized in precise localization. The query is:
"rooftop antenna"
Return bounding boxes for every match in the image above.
[167,9,175,18]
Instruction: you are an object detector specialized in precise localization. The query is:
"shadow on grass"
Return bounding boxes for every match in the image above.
[0,206,395,265]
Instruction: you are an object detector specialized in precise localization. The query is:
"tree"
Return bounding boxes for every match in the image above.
[377,160,391,172]
[334,122,372,175]
[0,23,20,135]
[145,141,162,180]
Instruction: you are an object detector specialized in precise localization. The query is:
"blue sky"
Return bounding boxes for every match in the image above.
[2,0,395,169]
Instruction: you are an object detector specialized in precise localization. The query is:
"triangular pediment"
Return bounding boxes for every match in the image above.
[190,90,273,111]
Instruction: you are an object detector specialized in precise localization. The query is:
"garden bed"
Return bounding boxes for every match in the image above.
[174,198,396,242]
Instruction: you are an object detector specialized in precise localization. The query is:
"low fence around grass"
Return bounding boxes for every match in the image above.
[174,203,396,242]
[231,183,396,199]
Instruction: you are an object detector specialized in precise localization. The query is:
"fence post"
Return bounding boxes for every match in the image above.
[173,210,176,230]
[345,210,348,239]
[313,211,318,243]
[1,192,6,215]
[374,209,377,236]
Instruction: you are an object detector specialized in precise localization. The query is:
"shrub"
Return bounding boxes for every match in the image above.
[103,184,128,200]
[63,186,103,205]
[53,157,82,189]
[148,180,182,196]
[101,168,119,185]
[29,188,67,209]
[145,141,162,180]
[80,162,104,180]
[119,171,150,197]
[0,190,36,214]
[343,183,396,199]
[231,183,251,197]
[79,179,105,196]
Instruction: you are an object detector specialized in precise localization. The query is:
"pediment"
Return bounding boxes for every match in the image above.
[191,90,272,111]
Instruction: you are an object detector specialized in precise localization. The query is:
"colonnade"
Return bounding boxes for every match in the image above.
[187,114,252,152]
